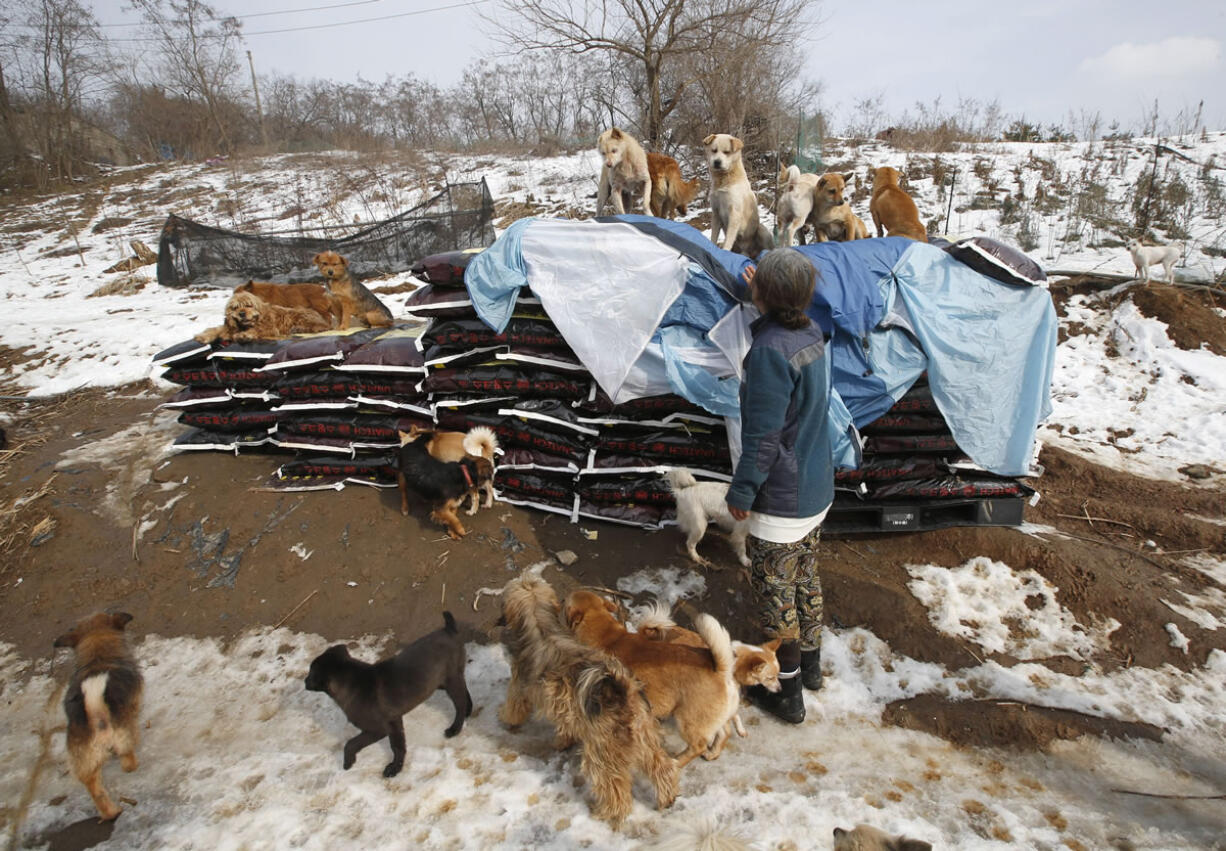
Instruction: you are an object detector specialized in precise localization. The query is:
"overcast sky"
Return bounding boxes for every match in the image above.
[94,0,1226,134]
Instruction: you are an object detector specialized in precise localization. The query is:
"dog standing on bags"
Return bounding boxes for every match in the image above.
[304,611,472,777]
[869,166,927,242]
[648,152,703,220]
[596,127,653,216]
[312,250,394,329]
[1127,238,1182,284]
[777,165,820,247]
[666,468,750,568]
[54,612,143,822]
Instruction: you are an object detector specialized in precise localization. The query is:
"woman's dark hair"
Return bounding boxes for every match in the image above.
[752,249,817,330]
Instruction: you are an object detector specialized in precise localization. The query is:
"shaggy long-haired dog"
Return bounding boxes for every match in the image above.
[396,429,495,539]
[235,280,342,327]
[665,468,750,569]
[194,290,332,344]
[405,423,499,514]
[54,612,143,821]
[499,572,679,826]
[312,250,394,329]
[565,590,741,769]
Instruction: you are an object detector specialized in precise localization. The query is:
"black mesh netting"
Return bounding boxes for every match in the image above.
[157,180,495,289]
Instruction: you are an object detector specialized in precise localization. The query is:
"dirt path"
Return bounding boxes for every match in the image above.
[2,380,1225,753]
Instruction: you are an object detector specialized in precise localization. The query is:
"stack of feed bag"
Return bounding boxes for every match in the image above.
[400,260,733,530]
[828,375,1036,533]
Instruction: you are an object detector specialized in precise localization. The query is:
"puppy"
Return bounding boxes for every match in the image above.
[703,133,774,256]
[499,572,679,826]
[304,611,472,777]
[832,824,933,851]
[312,250,394,329]
[812,172,869,242]
[648,152,703,219]
[565,590,740,768]
[635,601,782,739]
[194,290,333,344]
[405,423,499,514]
[1127,238,1181,284]
[869,166,927,242]
[596,127,653,215]
[235,280,342,327]
[665,468,750,569]
[396,429,494,539]
[776,165,819,246]
[53,612,143,822]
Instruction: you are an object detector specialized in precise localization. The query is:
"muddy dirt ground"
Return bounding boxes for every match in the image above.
[2,345,1224,755]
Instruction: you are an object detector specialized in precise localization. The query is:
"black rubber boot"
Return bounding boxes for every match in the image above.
[747,671,805,724]
[800,648,823,691]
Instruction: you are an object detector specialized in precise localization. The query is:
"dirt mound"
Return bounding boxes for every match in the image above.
[883,695,1164,750]
[1131,284,1226,355]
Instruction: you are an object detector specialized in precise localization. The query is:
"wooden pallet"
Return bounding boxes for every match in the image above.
[823,495,1025,535]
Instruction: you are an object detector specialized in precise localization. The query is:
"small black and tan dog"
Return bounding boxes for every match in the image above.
[396,429,494,540]
[304,611,472,778]
[54,612,143,821]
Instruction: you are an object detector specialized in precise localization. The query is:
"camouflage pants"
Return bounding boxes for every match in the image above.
[746,526,823,651]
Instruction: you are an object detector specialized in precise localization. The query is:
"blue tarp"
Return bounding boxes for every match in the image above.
[464,217,1056,477]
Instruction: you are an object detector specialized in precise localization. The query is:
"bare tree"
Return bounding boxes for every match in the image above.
[129,0,243,155]
[489,0,817,147]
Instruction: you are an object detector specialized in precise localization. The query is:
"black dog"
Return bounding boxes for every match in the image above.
[304,611,473,777]
[396,430,494,540]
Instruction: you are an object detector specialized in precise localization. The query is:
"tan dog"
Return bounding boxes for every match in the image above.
[648,152,702,219]
[813,172,869,242]
[703,133,773,256]
[596,127,652,215]
[312,250,394,329]
[194,290,333,344]
[833,824,933,851]
[54,612,143,821]
[405,423,499,514]
[499,573,679,827]
[635,601,782,739]
[235,280,341,327]
[565,590,741,769]
[776,165,820,246]
[869,167,927,242]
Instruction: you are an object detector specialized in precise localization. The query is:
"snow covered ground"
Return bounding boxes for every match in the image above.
[2,136,1225,849]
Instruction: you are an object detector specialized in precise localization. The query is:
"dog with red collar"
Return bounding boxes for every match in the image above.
[396,429,495,540]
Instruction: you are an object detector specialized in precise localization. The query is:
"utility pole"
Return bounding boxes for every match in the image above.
[247,49,269,148]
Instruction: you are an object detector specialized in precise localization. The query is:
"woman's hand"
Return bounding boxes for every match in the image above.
[728,505,749,521]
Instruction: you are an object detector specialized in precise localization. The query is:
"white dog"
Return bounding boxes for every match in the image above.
[665,468,750,569]
[703,133,773,257]
[1127,238,1182,284]
[596,127,652,215]
[776,165,820,247]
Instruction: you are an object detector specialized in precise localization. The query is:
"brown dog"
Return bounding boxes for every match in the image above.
[812,172,869,242]
[869,167,927,242]
[405,424,498,514]
[194,290,333,344]
[565,590,740,769]
[312,251,394,329]
[499,573,679,827]
[235,280,342,327]
[54,612,143,822]
[647,152,702,219]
